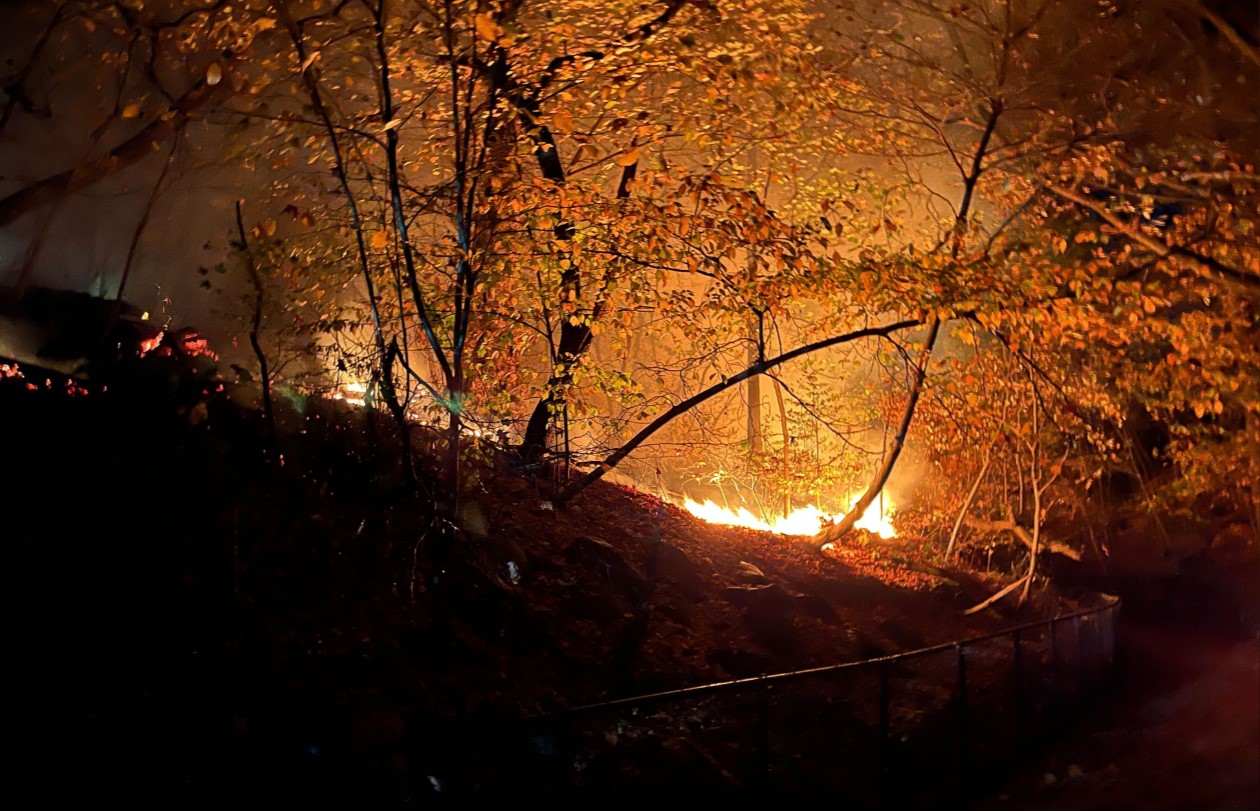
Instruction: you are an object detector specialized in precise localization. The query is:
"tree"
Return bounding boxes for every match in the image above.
[253,0,835,498]
[803,0,1258,553]
[6,0,1253,569]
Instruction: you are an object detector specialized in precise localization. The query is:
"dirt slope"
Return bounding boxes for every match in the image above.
[1,361,1053,806]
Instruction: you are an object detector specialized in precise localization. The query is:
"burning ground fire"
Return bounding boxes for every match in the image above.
[334,381,368,407]
[683,493,896,538]
[326,377,894,539]
[331,379,489,436]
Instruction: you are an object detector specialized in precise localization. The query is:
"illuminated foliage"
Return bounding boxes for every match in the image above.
[2,0,1255,558]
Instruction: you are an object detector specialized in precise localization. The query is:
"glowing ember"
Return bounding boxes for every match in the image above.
[139,332,164,357]
[683,493,896,539]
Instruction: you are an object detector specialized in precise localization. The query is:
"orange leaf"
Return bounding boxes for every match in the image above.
[474,13,503,42]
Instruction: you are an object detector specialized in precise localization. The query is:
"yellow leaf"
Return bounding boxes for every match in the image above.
[261,218,277,237]
[121,103,142,119]
[371,231,388,249]
[616,148,640,167]
[206,63,222,86]
[382,118,403,131]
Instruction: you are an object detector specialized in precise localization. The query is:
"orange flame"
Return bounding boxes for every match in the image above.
[139,332,164,357]
[683,492,896,538]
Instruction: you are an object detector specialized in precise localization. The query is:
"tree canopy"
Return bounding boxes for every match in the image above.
[2,0,1256,563]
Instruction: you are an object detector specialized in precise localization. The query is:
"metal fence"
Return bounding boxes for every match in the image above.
[471,597,1121,807]
[319,598,1119,806]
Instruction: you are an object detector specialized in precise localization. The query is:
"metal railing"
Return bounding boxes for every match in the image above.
[495,597,1122,806]
[325,598,1120,806]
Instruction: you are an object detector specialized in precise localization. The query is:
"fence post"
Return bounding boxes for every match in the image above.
[956,643,970,773]
[1073,617,1083,695]
[1111,603,1119,665]
[1104,604,1117,670]
[1095,611,1106,684]
[1012,628,1024,749]
[757,675,771,789]
[878,659,891,787]
[1047,618,1058,705]
[527,601,1120,805]
[551,712,577,805]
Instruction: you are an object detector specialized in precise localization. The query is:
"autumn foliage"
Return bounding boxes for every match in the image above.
[1,0,1256,566]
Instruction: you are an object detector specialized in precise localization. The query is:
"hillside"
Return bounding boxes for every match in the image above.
[1,360,1075,805]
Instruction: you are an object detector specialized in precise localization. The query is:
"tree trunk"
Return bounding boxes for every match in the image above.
[279,5,414,482]
[505,6,688,462]
[963,516,1081,561]
[770,375,791,517]
[963,575,1030,616]
[817,319,941,546]
[1021,394,1041,606]
[234,202,274,449]
[518,143,636,463]
[521,318,593,461]
[946,450,992,560]
[747,356,763,457]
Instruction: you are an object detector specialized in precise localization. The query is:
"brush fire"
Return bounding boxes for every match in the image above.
[683,492,896,538]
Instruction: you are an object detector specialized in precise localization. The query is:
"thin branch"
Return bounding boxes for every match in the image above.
[557,318,923,505]
[1048,183,1260,290]
[963,575,1029,615]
